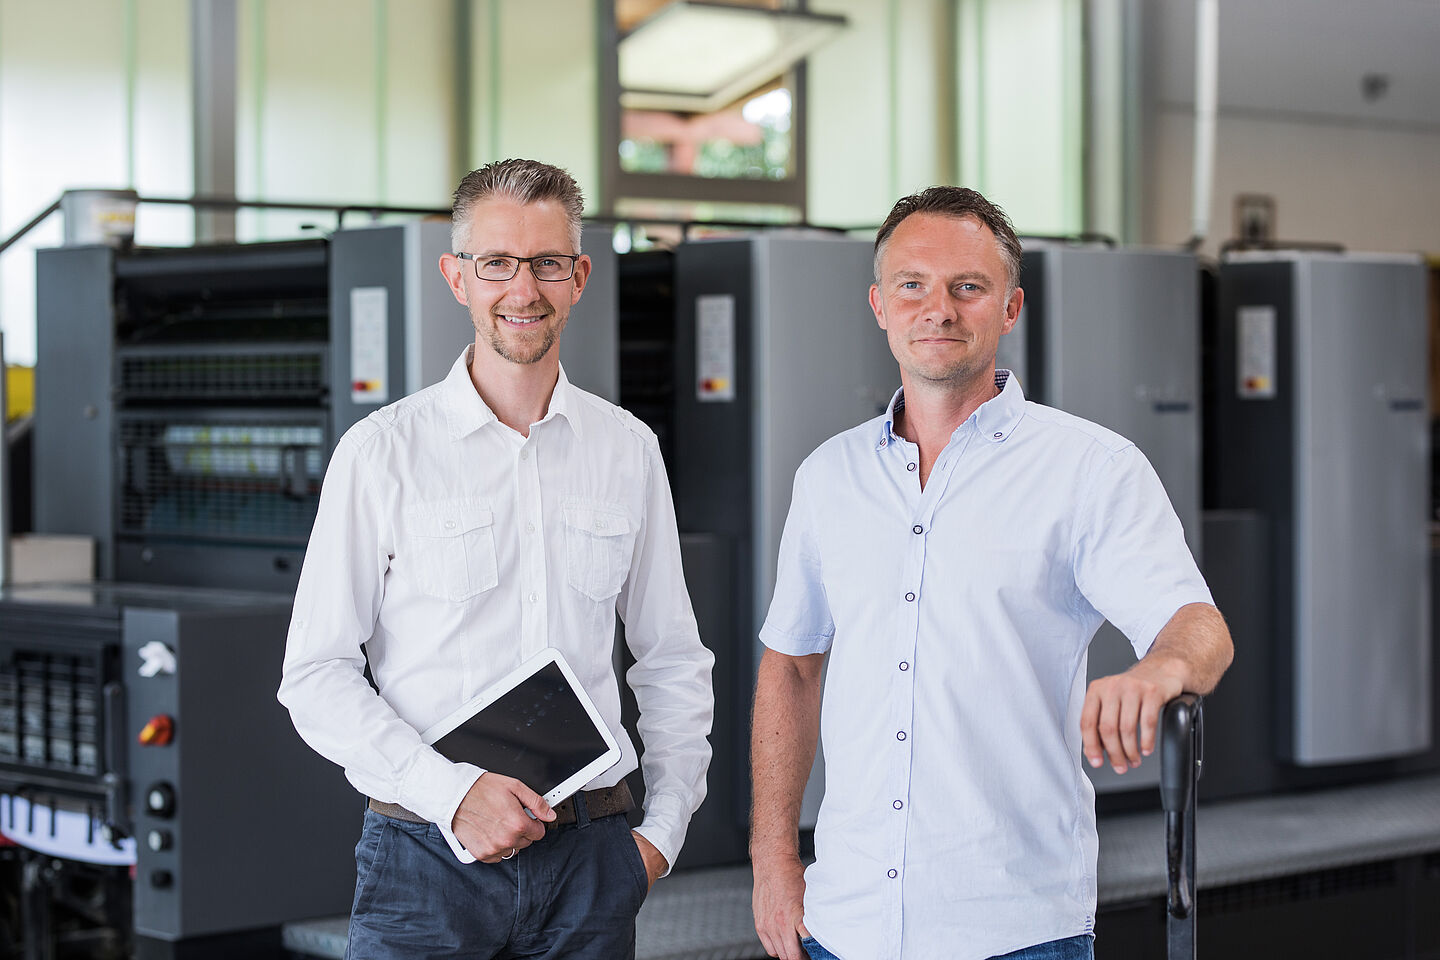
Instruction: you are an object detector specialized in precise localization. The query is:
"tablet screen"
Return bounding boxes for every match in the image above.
[430,661,612,795]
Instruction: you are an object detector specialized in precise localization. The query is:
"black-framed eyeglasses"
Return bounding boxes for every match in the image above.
[455,252,579,282]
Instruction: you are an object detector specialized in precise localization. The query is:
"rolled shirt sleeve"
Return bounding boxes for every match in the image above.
[616,432,715,873]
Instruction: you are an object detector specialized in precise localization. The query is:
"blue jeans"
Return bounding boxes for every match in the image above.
[801,934,1094,960]
[344,800,648,959]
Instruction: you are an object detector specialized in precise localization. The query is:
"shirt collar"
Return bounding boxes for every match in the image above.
[442,346,584,442]
[876,369,1026,450]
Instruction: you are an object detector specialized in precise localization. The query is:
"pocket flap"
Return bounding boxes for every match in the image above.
[404,500,494,538]
[562,502,632,537]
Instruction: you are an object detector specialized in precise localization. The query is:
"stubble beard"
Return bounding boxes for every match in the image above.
[476,304,565,365]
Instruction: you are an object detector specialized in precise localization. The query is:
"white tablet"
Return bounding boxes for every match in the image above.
[419,648,622,859]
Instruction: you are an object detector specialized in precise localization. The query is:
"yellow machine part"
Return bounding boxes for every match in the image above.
[6,365,34,421]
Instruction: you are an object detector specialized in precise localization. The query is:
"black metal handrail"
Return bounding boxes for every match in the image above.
[0,191,856,263]
[1160,693,1203,960]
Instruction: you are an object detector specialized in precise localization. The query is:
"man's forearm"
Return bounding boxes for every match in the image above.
[1141,601,1234,694]
[750,649,824,860]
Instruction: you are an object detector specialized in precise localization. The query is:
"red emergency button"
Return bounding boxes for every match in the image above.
[138,715,174,746]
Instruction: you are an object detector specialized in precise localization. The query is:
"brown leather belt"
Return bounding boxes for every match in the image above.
[368,780,634,830]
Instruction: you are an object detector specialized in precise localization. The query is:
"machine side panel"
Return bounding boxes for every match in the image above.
[126,602,355,939]
[558,224,620,402]
[1213,260,1298,758]
[1042,248,1201,547]
[751,235,896,827]
[1294,257,1430,763]
[1021,248,1202,795]
[751,235,894,645]
[1006,249,1049,396]
[35,245,116,576]
[672,239,754,849]
[403,220,473,393]
[328,226,408,443]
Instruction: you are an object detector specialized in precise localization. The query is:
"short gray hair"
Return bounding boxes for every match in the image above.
[451,158,584,253]
[873,185,1021,292]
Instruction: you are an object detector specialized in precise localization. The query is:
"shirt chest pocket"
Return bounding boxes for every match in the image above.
[562,500,635,602]
[401,500,500,603]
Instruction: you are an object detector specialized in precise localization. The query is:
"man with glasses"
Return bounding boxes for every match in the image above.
[280,158,714,959]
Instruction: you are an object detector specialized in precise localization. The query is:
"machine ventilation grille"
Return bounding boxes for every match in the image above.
[117,348,327,402]
[0,652,102,777]
[117,417,326,545]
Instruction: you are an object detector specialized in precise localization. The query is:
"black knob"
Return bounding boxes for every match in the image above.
[150,869,173,889]
[145,782,176,818]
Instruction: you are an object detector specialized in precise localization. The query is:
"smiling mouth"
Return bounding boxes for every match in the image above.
[499,313,548,326]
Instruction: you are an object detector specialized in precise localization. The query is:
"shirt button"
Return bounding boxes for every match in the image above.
[906,462,917,472]
[893,800,903,810]
[912,524,923,535]
[880,437,888,447]
[993,432,1004,439]
[896,731,906,741]
[899,661,909,671]
[595,519,606,530]
[904,592,915,602]
[887,868,898,879]
[528,592,539,603]
[526,521,536,533]
[444,520,456,530]
[520,450,529,461]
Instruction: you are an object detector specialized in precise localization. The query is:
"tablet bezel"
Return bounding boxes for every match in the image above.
[418,647,622,811]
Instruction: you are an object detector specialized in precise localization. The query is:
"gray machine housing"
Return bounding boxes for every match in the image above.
[670,232,897,834]
[1002,243,1202,795]
[0,582,356,945]
[1209,252,1430,766]
[33,222,619,592]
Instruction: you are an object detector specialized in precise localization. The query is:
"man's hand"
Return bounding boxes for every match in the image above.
[1080,656,1185,774]
[631,830,668,891]
[752,853,810,960]
[1081,603,1233,774]
[451,772,555,862]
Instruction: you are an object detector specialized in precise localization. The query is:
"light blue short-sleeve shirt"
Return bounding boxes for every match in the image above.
[759,371,1213,960]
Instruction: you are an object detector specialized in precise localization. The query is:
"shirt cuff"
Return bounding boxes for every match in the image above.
[759,623,833,657]
[635,793,690,878]
[1132,592,1216,658]
[398,748,485,863]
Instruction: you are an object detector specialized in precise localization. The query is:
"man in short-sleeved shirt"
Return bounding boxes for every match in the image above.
[749,187,1233,960]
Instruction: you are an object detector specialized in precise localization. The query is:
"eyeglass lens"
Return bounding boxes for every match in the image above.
[474,255,575,282]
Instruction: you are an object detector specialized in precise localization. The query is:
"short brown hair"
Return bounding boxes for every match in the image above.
[873,186,1021,291]
[451,158,585,253]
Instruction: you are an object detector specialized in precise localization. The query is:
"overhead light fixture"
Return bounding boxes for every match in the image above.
[619,1,847,114]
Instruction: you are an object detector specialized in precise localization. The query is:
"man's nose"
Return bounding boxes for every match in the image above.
[506,262,543,297]
[920,288,957,323]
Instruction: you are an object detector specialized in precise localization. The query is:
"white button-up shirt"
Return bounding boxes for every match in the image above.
[760,371,1212,960]
[279,348,714,868]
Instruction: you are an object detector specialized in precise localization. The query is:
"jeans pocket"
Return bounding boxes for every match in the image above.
[351,813,397,917]
[614,819,650,903]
